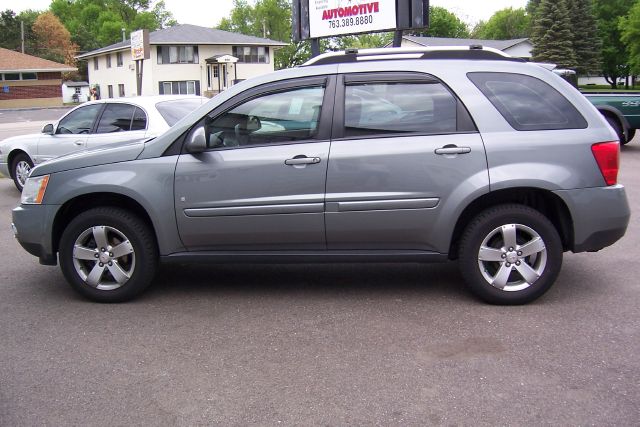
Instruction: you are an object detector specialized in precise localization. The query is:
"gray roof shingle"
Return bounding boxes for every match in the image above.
[77,24,287,59]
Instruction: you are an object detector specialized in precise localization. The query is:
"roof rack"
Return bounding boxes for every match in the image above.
[301,46,526,67]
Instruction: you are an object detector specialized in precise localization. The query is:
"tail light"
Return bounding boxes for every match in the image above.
[591,141,619,186]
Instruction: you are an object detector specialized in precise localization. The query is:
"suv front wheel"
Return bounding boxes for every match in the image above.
[458,204,563,305]
[59,207,158,302]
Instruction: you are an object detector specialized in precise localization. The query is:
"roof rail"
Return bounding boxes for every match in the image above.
[301,46,525,67]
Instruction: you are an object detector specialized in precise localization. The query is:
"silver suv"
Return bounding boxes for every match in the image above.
[11,47,630,304]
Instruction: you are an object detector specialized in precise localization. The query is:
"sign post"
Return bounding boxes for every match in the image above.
[130,29,150,96]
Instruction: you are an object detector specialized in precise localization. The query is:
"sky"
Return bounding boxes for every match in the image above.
[11,0,529,28]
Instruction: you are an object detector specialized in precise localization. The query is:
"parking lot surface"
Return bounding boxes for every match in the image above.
[0,124,638,424]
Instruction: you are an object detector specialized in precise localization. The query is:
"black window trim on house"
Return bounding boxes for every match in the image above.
[232,46,270,64]
[116,52,123,67]
[106,54,112,68]
[157,45,199,64]
[94,57,99,70]
[158,80,201,96]
[1,72,37,81]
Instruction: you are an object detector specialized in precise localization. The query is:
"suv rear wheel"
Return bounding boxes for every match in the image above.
[458,204,563,305]
[59,207,158,302]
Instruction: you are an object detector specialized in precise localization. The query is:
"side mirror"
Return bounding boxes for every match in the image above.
[42,124,54,135]
[185,126,208,154]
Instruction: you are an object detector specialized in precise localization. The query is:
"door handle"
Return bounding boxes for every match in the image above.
[435,146,471,155]
[285,156,321,166]
[73,140,84,146]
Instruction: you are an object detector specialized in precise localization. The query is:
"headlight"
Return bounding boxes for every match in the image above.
[21,175,50,204]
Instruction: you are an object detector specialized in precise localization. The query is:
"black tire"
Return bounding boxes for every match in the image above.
[605,116,627,145]
[59,207,158,303]
[458,204,563,305]
[627,129,636,143]
[11,153,34,192]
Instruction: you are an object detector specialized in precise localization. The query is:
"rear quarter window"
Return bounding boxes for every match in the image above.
[468,72,587,131]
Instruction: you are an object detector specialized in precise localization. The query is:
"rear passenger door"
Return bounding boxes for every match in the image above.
[87,103,148,149]
[325,72,489,253]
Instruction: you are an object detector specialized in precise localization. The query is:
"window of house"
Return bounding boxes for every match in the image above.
[157,46,199,64]
[106,54,112,68]
[94,58,99,70]
[21,73,37,80]
[74,87,81,94]
[159,80,199,95]
[343,81,458,137]
[118,84,125,97]
[107,85,113,98]
[232,46,269,63]
[468,72,587,131]
[213,67,219,78]
[204,86,324,148]
[3,73,20,81]
[116,52,123,67]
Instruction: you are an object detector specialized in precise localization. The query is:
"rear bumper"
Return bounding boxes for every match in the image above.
[12,204,60,265]
[553,185,630,253]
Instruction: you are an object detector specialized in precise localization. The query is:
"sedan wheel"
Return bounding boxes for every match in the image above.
[459,204,562,305]
[11,153,34,192]
[59,207,158,302]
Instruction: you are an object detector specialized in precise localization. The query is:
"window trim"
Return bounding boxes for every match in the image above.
[332,72,477,141]
[171,76,335,156]
[116,52,123,67]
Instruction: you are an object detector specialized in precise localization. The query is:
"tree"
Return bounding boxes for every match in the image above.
[412,6,470,38]
[0,10,22,51]
[219,0,307,69]
[620,1,640,76]
[32,11,78,78]
[594,0,637,88]
[567,0,601,75]
[472,8,530,40]
[530,0,577,69]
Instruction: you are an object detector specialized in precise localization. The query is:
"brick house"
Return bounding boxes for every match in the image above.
[0,47,76,108]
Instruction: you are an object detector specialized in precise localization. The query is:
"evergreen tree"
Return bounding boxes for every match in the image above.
[530,0,577,69]
[567,0,601,75]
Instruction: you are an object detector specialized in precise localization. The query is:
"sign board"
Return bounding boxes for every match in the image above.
[309,0,397,38]
[293,0,429,42]
[130,29,150,61]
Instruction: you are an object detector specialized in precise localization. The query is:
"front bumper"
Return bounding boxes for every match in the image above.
[0,162,10,178]
[12,204,61,265]
[553,185,630,253]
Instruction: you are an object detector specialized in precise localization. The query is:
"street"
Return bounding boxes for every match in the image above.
[0,115,638,425]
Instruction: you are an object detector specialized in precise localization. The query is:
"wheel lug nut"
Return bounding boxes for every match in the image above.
[94,253,99,258]
[99,262,104,267]
[501,254,506,259]
[108,261,113,266]
[509,247,514,251]
[517,251,523,256]
[109,252,113,257]
[516,261,521,266]
[506,263,511,267]
[101,248,106,252]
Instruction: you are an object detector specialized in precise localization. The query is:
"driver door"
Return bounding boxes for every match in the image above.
[35,103,103,164]
[174,76,334,251]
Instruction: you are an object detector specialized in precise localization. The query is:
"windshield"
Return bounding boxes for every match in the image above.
[156,99,206,126]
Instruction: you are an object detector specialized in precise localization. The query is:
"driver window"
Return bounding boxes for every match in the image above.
[56,104,103,135]
[205,86,324,148]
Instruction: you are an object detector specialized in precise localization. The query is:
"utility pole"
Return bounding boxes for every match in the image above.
[122,28,126,42]
[21,21,25,53]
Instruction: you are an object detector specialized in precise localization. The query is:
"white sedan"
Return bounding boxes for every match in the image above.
[0,95,207,191]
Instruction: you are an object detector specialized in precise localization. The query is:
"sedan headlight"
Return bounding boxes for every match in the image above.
[21,175,50,205]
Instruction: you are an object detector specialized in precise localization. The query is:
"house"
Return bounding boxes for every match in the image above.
[76,24,287,99]
[62,81,90,103]
[0,47,76,109]
[392,36,533,60]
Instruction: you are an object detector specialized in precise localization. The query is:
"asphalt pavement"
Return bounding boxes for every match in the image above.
[0,116,638,425]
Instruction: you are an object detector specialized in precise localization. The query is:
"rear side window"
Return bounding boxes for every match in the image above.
[344,82,458,137]
[468,72,587,131]
[96,103,136,133]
